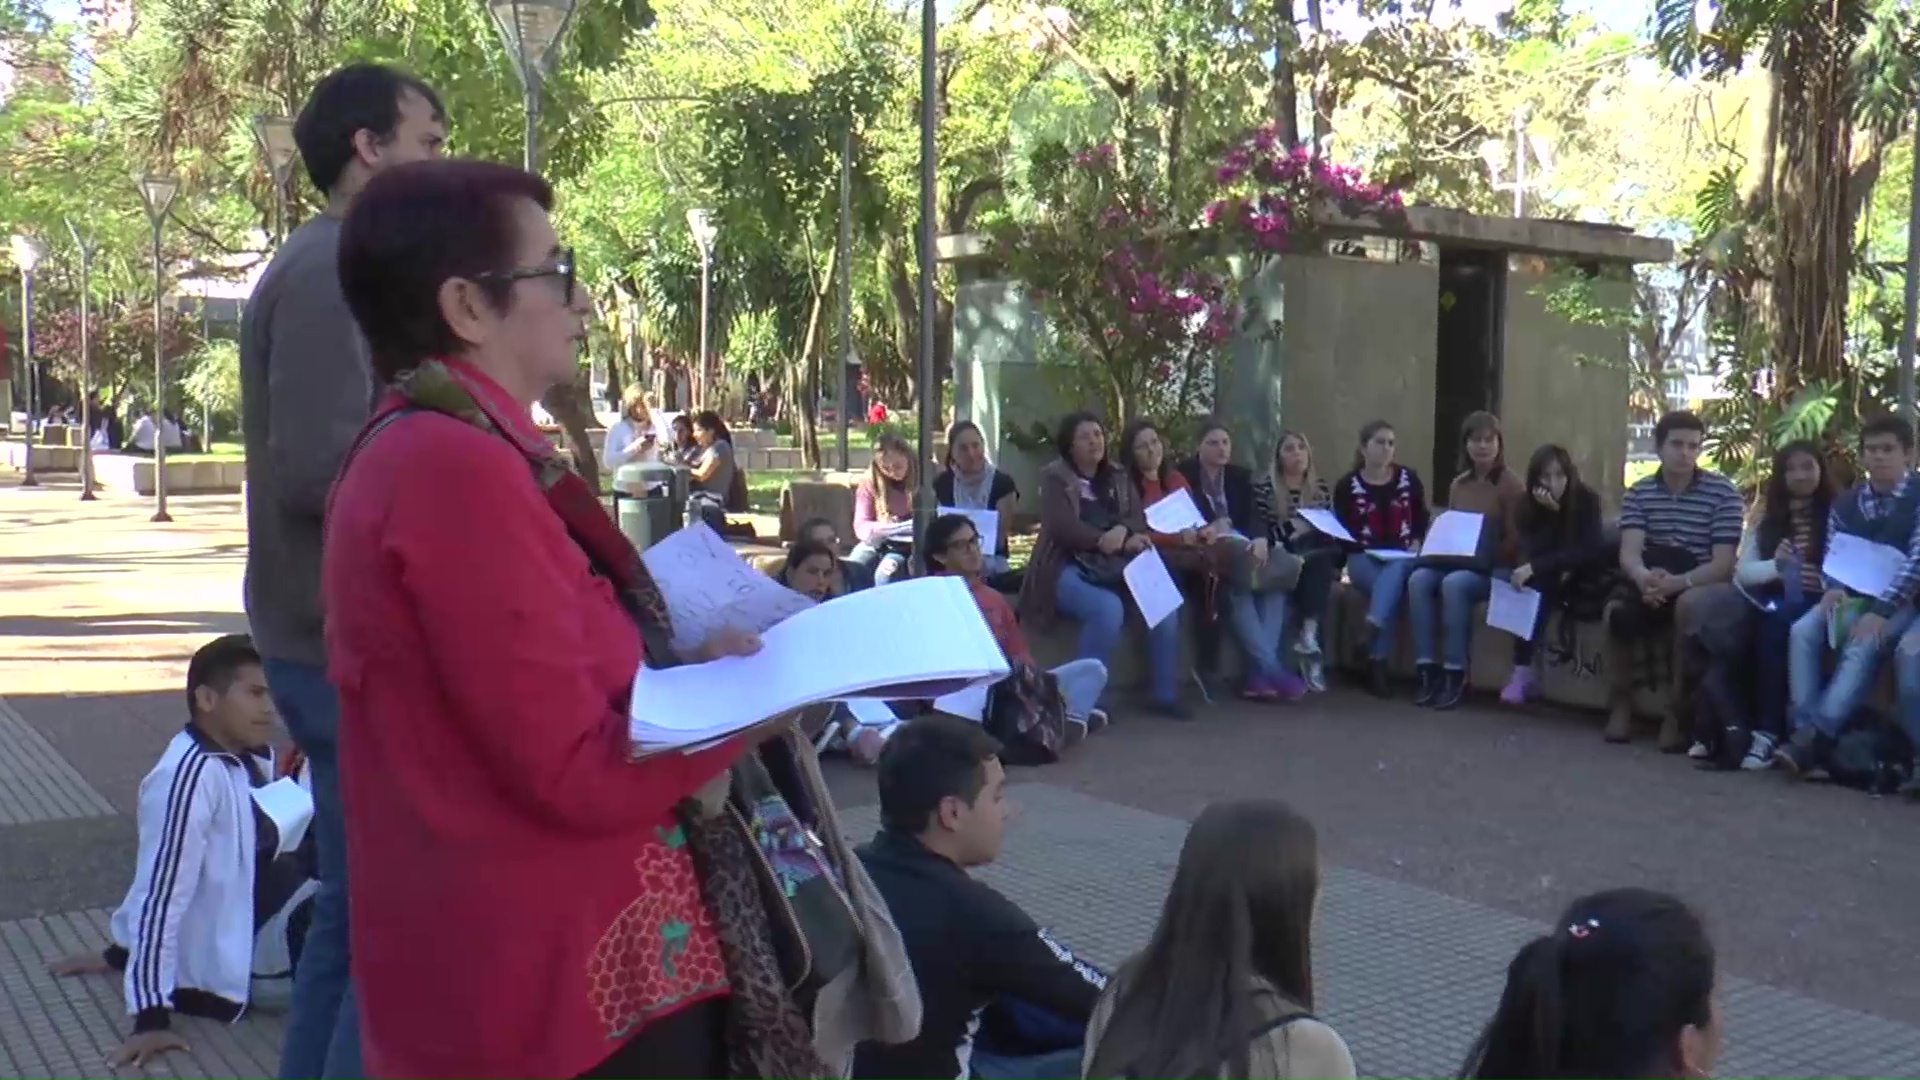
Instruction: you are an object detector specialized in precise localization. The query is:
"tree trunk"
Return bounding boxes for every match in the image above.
[541,376,603,494]
[1768,15,1856,389]
[1304,0,1332,152]
[1270,0,1301,149]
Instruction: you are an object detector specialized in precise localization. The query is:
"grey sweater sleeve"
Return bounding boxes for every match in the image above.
[266,249,376,519]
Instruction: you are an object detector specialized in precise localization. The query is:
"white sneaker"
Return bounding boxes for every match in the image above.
[1297,622,1322,657]
[1687,741,1711,760]
[1741,731,1779,771]
[1303,658,1327,693]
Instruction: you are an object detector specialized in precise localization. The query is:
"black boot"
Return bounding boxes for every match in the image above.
[1367,658,1392,699]
[1432,668,1468,711]
[1412,663,1442,707]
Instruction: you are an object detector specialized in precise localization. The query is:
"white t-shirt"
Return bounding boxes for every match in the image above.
[129,416,183,452]
[603,417,660,470]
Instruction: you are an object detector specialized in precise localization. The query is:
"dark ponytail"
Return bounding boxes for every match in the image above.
[1461,888,1716,1079]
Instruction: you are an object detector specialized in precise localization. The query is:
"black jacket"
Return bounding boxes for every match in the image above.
[1518,484,1612,578]
[1177,458,1257,535]
[851,829,1105,1080]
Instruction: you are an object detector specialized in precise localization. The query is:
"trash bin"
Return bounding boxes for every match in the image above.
[613,462,688,552]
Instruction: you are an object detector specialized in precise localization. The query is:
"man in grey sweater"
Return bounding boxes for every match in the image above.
[239,63,444,1080]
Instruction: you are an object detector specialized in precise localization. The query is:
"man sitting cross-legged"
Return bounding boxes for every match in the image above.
[852,716,1106,1080]
[47,634,317,1070]
[1781,415,1920,778]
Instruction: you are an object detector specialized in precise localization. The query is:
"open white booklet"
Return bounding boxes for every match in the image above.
[629,576,1011,754]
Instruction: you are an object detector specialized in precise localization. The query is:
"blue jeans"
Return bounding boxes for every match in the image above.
[849,539,910,584]
[1226,589,1288,679]
[1054,565,1180,705]
[264,659,363,1080]
[1787,604,1917,737]
[972,1045,1084,1079]
[1407,567,1496,670]
[1050,658,1109,721]
[1893,623,1920,756]
[1753,598,1814,738]
[1345,554,1418,660]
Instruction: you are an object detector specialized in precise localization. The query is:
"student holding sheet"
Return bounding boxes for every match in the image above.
[1253,430,1342,690]
[1332,419,1431,697]
[1018,413,1187,718]
[853,434,922,585]
[1499,444,1613,705]
[935,419,1021,578]
[320,160,830,1079]
[1123,418,1232,695]
[1398,412,1527,710]
[1780,415,1920,782]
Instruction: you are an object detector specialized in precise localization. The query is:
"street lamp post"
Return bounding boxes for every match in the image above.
[913,0,938,561]
[251,115,299,244]
[836,122,853,471]
[9,234,43,488]
[64,219,98,500]
[138,172,180,523]
[686,208,717,407]
[486,0,582,172]
[1897,115,1920,426]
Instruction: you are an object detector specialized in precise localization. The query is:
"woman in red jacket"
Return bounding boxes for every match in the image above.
[323,159,818,1079]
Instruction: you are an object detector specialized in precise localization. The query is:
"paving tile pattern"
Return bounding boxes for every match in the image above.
[840,786,1920,1080]
[0,698,114,826]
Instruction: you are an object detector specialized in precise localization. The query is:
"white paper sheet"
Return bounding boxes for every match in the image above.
[251,778,314,857]
[845,698,900,728]
[1144,491,1209,535]
[939,506,1000,555]
[1297,508,1355,543]
[1123,547,1185,628]
[641,523,817,656]
[1422,510,1486,559]
[931,681,992,721]
[1486,579,1544,640]
[629,576,1010,754]
[1823,532,1906,598]
[1365,549,1419,561]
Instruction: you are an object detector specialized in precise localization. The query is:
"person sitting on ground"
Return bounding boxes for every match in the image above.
[926,512,1109,732]
[128,409,185,455]
[1499,444,1612,705]
[853,716,1106,1080]
[1083,799,1355,1080]
[602,384,659,471]
[852,434,920,586]
[797,515,876,592]
[935,419,1021,579]
[1608,410,1744,750]
[1704,440,1832,769]
[1332,419,1431,698]
[1404,411,1526,710]
[1782,414,1920,779]
[1182,420,1308,702]
[1460,888,1720,1080]
[1253,430,1342,692]
[47,634,318,1071]
[780,536,844,602]
[780,537,895,763]
[666,411,700,465]
[1018,412,1185,718]
[686,409,736,532]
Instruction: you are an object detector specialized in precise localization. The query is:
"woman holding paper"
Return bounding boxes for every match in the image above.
[1333,420,1430,697]
[1253,430,1341,691]
[934,419,1020,577]
[851,433,920,585]
[1123,418,1239,694]
[1019,412,1187,716]
[321,161,821,1079]
[1403,411,1526,710]
[1500,444,1611,705]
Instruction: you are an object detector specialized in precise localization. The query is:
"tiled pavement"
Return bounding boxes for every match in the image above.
[0,698,115,825]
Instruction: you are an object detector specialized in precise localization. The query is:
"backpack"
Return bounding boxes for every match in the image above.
[1828,710,1916,794]
[984,662,1069,766]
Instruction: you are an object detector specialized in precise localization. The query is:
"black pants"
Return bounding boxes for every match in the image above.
[1292,551,1341,624]
[1511,578,1565,666]
[576,997,730,1079]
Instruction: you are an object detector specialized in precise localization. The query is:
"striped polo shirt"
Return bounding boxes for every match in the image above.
[1619,467,1745,564]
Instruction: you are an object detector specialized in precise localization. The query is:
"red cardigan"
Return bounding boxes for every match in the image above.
[322,360,742,1078]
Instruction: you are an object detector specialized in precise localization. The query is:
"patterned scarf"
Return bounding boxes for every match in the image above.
[1346,467,1416,548]
[391,360,825,1079]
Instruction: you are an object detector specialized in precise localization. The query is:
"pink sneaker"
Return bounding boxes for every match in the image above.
[1271,671,1309,702]
[1499,667,1537,705]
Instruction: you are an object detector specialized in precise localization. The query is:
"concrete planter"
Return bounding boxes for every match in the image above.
[92,454,246,495]
[0,441,80,473]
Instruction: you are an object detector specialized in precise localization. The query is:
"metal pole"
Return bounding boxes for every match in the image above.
[836,121,853,472]
[70,225,96,500]
[1512,109,1526,218]
[1899,116,1920,425]
[913,0,937,563]
[152,217,171,523]
[697,250,711,407]
[523,81,541,171]
[17,267,37,487]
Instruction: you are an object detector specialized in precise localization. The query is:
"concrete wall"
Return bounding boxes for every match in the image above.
[1499,262,1631,510]
[955,279,1075,500]
[1273,255,1441,484]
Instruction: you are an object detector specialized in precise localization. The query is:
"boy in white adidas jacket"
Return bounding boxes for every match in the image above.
[47,634,318,1069]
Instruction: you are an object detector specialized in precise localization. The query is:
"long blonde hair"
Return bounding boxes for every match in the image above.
[867,434,918,499]
[619,384,653,425]
[1271,430,1325,506]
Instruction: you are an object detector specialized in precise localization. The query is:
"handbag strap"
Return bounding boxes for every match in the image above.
[782,724,868,933]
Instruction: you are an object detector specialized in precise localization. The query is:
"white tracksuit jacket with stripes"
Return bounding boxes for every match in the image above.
[108,729,266,1023]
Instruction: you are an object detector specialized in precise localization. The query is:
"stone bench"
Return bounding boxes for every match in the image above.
[0,441,81,473]
[91,454,246,495]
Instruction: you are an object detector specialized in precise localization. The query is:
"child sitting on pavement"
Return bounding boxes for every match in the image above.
[47,634,318,1070]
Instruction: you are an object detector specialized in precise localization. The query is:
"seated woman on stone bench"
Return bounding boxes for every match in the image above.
[1499,443,1612,705]
[1122,418,1233,697]
[1253,429,1341,692]
[1403,410,1525,711]
[1018,412,1186,718]
[1332,419,1430,698]
[851,433,919,585]
[935,419,1020,579]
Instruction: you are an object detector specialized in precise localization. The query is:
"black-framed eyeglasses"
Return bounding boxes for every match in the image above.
[477,247,575,305]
